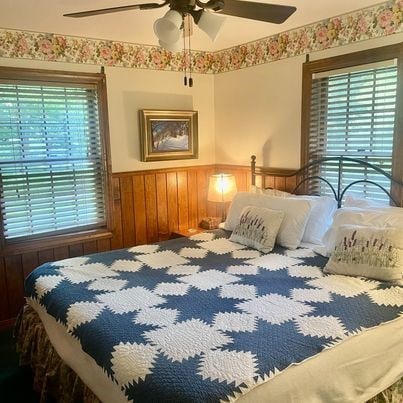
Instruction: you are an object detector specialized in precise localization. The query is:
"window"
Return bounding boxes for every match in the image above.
[0,68,112,242]
[301,43,403,203]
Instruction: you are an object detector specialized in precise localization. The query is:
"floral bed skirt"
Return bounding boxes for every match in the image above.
[15,305,402,403]
[15,305,101,403]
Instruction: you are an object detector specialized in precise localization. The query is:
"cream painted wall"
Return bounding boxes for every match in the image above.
[105,68,215,172]
[0,57,215,172]
[214,33,403,169]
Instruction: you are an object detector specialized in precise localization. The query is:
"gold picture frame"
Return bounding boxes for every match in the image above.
[139,110,198,162]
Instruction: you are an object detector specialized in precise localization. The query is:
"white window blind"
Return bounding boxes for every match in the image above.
[308,63,397,202]
[0,82,106,240]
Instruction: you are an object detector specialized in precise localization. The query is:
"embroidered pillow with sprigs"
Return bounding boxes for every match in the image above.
[324,224,403,285]
[229,206,284,253]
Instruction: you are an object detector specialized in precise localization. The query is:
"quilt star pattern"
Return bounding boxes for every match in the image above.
[25,230,403,403]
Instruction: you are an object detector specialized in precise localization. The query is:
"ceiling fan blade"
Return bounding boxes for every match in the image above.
[63,1,169,18]
[218,0,296,24]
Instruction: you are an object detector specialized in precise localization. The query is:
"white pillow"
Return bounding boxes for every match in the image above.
[314,207,403,257]
[344,195,389,208]
[250,188,337,245]
[324,225,403,285]
[250,185,291,198]
[229,206,284,253]
[290,195,337,245]
[224,192,313,249]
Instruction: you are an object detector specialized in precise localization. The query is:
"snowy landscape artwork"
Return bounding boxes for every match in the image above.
[140,110,198,161]
[151,120,189,152]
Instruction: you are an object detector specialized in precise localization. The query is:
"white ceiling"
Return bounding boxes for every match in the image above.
[0,0,385,51]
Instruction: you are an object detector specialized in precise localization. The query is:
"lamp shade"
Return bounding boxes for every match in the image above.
[197,11,226,42]
[153,10,183,44]
[208,174,237,203]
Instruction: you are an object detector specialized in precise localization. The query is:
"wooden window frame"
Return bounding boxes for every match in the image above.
[301,43,403,202]
[0,67,113,255]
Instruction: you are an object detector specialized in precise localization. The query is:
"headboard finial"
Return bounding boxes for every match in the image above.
[251,155,256,186]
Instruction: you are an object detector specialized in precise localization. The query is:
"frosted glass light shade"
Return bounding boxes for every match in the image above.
[197,11,226,41]
[159,38,182,52]
[208,174,237,203]
[153,10,182,44]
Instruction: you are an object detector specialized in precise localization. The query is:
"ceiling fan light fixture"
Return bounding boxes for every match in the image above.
[158,38,183,52]
[153,9,183,44]
[196,10,225,42]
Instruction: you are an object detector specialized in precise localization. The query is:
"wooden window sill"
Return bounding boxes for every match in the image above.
[1,229,113,256]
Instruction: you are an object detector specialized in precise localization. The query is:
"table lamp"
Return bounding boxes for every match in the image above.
[207,173,237,222]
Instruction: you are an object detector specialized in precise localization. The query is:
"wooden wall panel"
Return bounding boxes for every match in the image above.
[53,246,69,261]
[120,176,136,247]
[0,163,292,329]
[22,252,39,279]
[166,172,179,232]
[38,249,55,265]
[0,258,8,321]
[156,173,169,240]
[110,177,123,250]
[83,241,98,256]
[196,169,209,223]
[177,171,189,230]
[97,239,111,252]
[133,176,148,246]
[144,174,158,244]
[187,170,198,229]
[4,255,24,319]
[68,244,83,259]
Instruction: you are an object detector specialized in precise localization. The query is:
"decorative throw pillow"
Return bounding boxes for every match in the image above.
[314,207,403,257]
[224,192,313,249]
[229,206,284,253]
[324,225,403,284]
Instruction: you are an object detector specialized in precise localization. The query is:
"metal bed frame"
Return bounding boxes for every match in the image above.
[251,155,403,208]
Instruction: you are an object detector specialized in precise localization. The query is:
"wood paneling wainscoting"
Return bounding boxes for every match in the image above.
[0,163,295,329]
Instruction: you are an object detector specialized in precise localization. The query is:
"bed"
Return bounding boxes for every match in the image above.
[15,156,403,403]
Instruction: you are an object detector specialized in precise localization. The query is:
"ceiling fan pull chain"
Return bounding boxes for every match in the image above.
[183,19,188,86]
[188,19,193,87]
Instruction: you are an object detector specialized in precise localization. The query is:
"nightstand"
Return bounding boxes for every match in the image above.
[169,227,205,239]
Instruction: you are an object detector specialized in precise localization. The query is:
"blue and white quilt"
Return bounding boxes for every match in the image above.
[25,230,403,402]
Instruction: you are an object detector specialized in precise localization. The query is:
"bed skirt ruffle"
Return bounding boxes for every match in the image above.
[14,305,402,403]
[15,305,101,403]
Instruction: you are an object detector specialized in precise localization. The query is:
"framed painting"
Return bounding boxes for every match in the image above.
[139,110,198,162]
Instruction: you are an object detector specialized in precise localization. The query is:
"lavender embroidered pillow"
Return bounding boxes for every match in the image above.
[324,225,403,284]
[229,206,284,253]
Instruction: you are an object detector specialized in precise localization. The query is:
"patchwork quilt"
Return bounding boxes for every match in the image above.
[25,230,403,402]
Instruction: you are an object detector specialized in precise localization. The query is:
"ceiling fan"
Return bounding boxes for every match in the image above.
[64,0,296,51]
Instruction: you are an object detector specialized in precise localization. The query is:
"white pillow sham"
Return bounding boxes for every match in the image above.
[314,207,403,257]
[324,224,403,285]
[224,192,312,249]
[229,206,284,253]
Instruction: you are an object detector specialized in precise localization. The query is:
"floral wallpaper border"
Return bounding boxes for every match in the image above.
[0,0,401,74]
